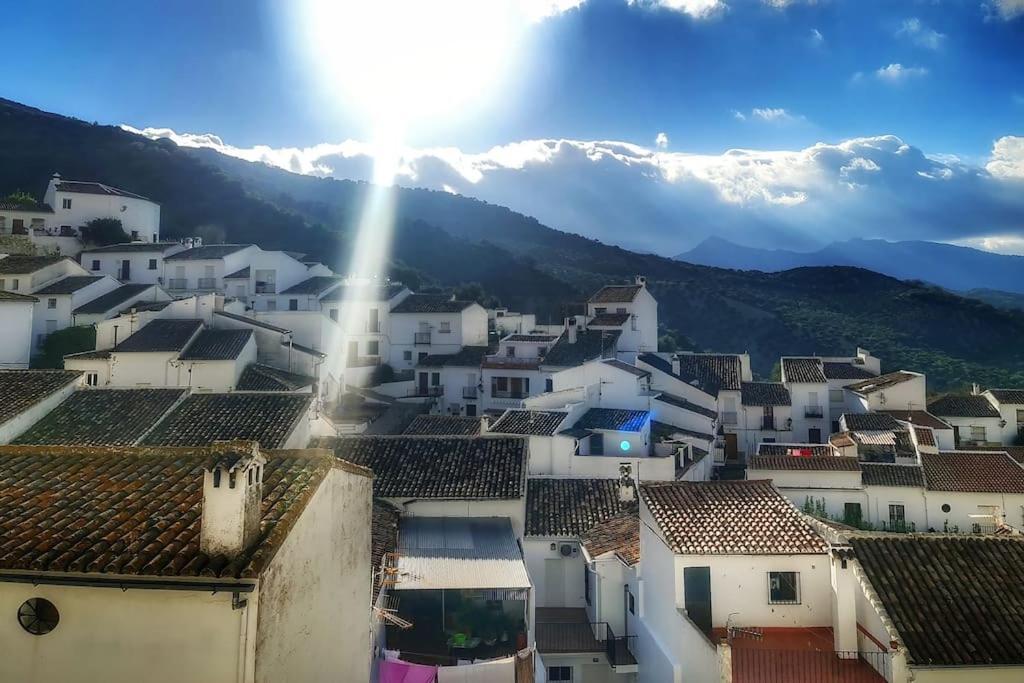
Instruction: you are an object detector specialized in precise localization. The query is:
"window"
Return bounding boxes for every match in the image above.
[941,503,951,513]
[86,372,99,387]
[403,350,412,361]
[130,230,139,240]
[418,352,428,362]
[545,378,553,392]
[329,309,338,322]
[0,279,4,289]
[844,502,862,525]
[616,307,627,314]
[289,298,299,311]
[595,307,606,315]
[889,504,906,529]
[829,389,844,403]
[590,433,605,455]
[47,298,57,309]
[768,571,800,604]
[831,420,840,434]
[439,321,451,333]
[367,340,380,356]
[148,259,157,270]
[548,667,572,681]
[88,258,100,271]
[506,346,516,357]
[970,425,986,442]
[584,566,592,606]
[62,198,72,209]
[628,590,636,614]
[18,598,59,635]
[10,278,17,291]
[431,372,440,387]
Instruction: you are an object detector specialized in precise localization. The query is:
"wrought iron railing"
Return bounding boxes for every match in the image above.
[414,332,431,345]
[167,278,187,290]
[805,406,824,418]
[730,648,890,682]
[603,624,637,667]
[197,277,217,290]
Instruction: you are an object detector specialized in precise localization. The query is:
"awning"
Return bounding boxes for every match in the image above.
[394,517,532,591]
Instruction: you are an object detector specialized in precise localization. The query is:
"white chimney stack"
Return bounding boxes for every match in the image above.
[635,275,647,288]
[479,414,491,434]
[566,317,578,345]
[972,383,981,396]
[671,353,681,376]
[200,441,265,559]
[617,463,636,503]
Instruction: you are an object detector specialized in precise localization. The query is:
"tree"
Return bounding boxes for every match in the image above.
[32,325,96,369]
[3,190,38,208]
[80,217,131,246]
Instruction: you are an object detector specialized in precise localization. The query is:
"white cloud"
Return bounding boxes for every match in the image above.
[985,0,1024,21]
[896,18,945,49]
[809,28,824,45]
[952,234,1024,255]
[731,109,746,121]
[627,0,725,19]
[751,107,794,122]
[874,63,929,83]
[521,0,587,21]
[123,126,1024,254]
[655,132,670,149]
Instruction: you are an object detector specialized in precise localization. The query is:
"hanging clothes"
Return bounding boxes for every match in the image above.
[436,656,515,683]
[379,658,439,683]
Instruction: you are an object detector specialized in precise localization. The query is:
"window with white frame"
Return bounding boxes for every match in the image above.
[768,571,800,604]
[62,198,72,210]
[47,298,57,309]
[970,425,986,442]
[548,666,572,681]
[86,373,99,387]
[439,320,451,333]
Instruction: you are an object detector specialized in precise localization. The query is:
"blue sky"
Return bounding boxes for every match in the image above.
[4,0,1024,253]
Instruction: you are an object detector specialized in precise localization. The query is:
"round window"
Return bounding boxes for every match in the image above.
[941,503,951,513]
[18,598,59,635]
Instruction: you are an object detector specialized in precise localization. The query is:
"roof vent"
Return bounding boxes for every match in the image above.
[200,441,265,559]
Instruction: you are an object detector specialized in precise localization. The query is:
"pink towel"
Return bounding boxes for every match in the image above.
[379,659,438,683]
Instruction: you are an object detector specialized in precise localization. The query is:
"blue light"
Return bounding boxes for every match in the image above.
[619,440,631,452]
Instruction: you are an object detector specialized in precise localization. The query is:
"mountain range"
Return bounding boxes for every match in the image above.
[677,236,1024,296]
[2,97,1024,392]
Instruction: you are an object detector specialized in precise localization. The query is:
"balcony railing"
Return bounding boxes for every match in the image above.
[492,390,529,400]
[254,283,276,294]
[805,405,824,418]
[414,332,431,345]
[167,278,187,290]
[730,648,890,683]
[197,277,217,290]
[761,417,778,431]
[410,385,443,397]
[462,386,479,399]
[603,624,637,668]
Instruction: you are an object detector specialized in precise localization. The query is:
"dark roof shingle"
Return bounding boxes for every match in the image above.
[846,371,918,395]
[403,415,481,436]
[922,451,1024,493]
[34,275,103,295]
[179,329,254,360]
[0,370,81,426]
[526,479,635,537]
[80,242,181,254]
[490,410,568,436]
[842,413,902,432]
[927,395,1001,419]
[73,284,153,314]
[236,364,315,391]
[575,408,649,432]
[0,255,63,274]
[654,392,718,418]
[782,358,827,383]
[879,410,952,430]
[114,319,203,353]
[822,362,876,380]
[142,393,312,448]
[860,463,925,487]
[164,244,252,260]
[988,389,1024,405]
[543,329,620,367]
[55,180,149,200]
[640,352,741,394]
[589,285,642,303]
[391,294,473,313]
[741,382,791,406]
[278,276,342,296]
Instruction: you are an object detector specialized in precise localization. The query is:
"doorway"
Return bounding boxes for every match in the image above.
[683,566,712,636]
[544,559,565,607]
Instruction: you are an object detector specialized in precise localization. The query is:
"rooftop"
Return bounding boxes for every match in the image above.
[741,382,791,406]
[589,284,642,303]
[842,413,902,432]
[164,244,252,261]
[922,451,1024,493]
[0,370,81,426]
[236,364,315,391]
[860,463,926,487]
[851,535,1024,667]
[640,352,741,395]
[757,443,835,457]
[214,310,291,334]
[391,294,473,314]
[416,346,490,368]
[749,455,860,471]
[526,478,636,537]
[846,371,918,395]
[81,242,181,254]
[588,313,631,327]
[601,357,650,377]
[318,283,407,302]
[72,284,152,315]
[987,389,1024,405]
[224,266,250,279]
[0,200,52,213]
[113,319,203,353]
[782,357,827,384]
[0,443,338,579]
[490,409,568,436]
[580,511,640,566]
[654,392,718,419]
[927,394,1001,419]
[575,408,650,432]
[542,328,620,368]
[402,414,481,436]
[13,388,187,446]
[54,179,150,200]
[33,275,103,295]
[179,329,254,361]
[641,480,827,555]
[318,436,526,499]
[821,361,877,380]
[0,290,37,303]
[504,333,558,342]
[878,409,952,431]
[141,393,312,448]
[278,276,342,296]
[0,254,64,274]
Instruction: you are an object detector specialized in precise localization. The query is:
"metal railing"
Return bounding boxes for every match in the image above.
[414,332,431,345]
[730,648,890,682]
[805,406,825,418]
[197,277,217,290]
[409,385,443,397]
[255,283,275,294]
[462,386,478,399]
[721,411,738,425]
[603,624,637,668]
[761,417,777,431]
[167,278,187,290]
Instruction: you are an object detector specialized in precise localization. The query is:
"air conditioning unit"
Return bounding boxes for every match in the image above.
[559,543,578,557]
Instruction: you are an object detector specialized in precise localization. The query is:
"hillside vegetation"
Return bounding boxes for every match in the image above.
[2,97,1023,391]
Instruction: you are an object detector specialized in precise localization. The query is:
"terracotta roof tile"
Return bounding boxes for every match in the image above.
[782,358,827,383]
[927,394,1001,419]
[757,443,835,457]
[749,455,860,471]
[821,362,876,380]
[988,389,1024,405]
[922,451,1024,493]
[588,285,642,303]
[741,382,791,406]
[842,413,902,431]
[526,479,635,537]
[0,370,81,426]
[860,463,925,487]
[141,393,312,448]
[580,511,639,566]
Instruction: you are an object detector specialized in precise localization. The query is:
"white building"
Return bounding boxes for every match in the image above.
[414,346,490,416]
[388,294,488,371]
[30,274,120,351]
[780,350,880,436]
[43,174,162,243]
[927,391,1004,447]
[0,254,89,295]
[0,291,36,367]
[164,244,259,296]
[80,242,186,284]
[0,440,374,683]
[586,276,658,359]
[983,388,1024,445]
[0,370,82,443]
[844,371,927,414]
[737,381,796,455]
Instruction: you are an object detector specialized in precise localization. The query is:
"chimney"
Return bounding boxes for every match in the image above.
[566,317,577,345]
[200,441,265,558]
[671,353,681,376]
[480,414,491,434]
[617,463,636,502]
[194,236,203,247]
[635,275,647,288]
[972,383,981,396]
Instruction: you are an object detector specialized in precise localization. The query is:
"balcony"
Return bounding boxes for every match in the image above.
[761,417,778,431]
[167,278,187,290]
[254,282,276,294]
[197,277,217,290]
[414,332,431,345]
[805,406,824,419]
[462,385,478,399]
[536,609,636,672]
[410,385,444,397]
[721,627,889,683]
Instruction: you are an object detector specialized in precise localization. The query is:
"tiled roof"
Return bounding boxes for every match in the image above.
[319,283,406,302]
[0,370,81,426]
[119,299,171,315]
[922,451,1024,493]
[142,393,312,448]
[588,313,630,327]
[782,358,827,383]
[214,310,290,334]
[0,290,37,303]
[416,346,490,368]
[640,480,827,555]
[526,479,635,537]
[580,511,640,566]
[0,443,338,579]
[72,284,152,314]
[927,394,1000,418]
[391,294,473,313]
[913,426,936,447]
[114,319,203,353]
[283,340,326,358]
[55,180,150,200]
[851,536,1024,666]
[749,455,860,471]
[33,275,103,295]
[489,410,568,436]
[0,200,52,212]
[879,410,952,430]
[318,436,526,499]
[164,244,252,260]
[860,463,925,487]
[846,371,918,395]
[966,445,1024,465]
[741,382,791,406]
[650,421,714,443]
[278,276,342,296]
[543,329,620,368]
[576,408,649,432]
[659,352,742,394]
[589,284,642,303]
[654,392,718,418]
[821,361,876,380]
[505,334,558,342]
[236,364,315,391]
[0,254,63,274]
[371,500,400,601]
[179,329,253,360]
[402,415,481,436]
[80,242,181,254]
[842,413,902,432]
[988,389,1024,405]
[601,358,650,377]
[757,443,835,457]
[13,388,187,446]
[224,266,250,279]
